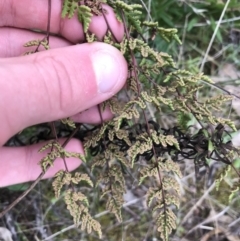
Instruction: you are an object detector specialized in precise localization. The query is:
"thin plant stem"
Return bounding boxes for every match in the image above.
[199,0,231,72]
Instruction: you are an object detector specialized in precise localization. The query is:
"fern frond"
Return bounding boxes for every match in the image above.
[157,27,181,45]
[205,95,233,111]
[71,172,93,186]
[158,158,182,178]
[139,164,159,185]
[119,38,128,54]
[64,189,102,238]
[98,164,126,222]
[215,118,236,131]
[156,208,177,241]
[91,157,106,171]
[61,118,76,128]
[215,165,231,191]
[162,176,181,197]
[142,21,158,28]
[114,108,139,130]
[84,123,109,148]
[229,182,239,203]
[24,39,50,50]
[105,194,124,222]
[77,5,93,33]
[86,32,96,43]
[114,151,131,168]
[165,193,180,208]
[103,31,114,45]
[127,135,153,166]
[81,212,102,238]
[141,91,174,109]
[62,0,78,18]
[177,112,193,129]
[158,134,180,150]
[52,170,66,198]
[39,151,60,172]
[146,187,162,207]
[115,1,133,11]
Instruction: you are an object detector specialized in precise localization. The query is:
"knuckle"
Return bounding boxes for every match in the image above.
[37,53,76,113]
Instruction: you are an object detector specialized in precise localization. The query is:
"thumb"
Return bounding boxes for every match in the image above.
[0,43,128,144]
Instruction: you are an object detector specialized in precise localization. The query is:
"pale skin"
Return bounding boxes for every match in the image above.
[0,0,128,187]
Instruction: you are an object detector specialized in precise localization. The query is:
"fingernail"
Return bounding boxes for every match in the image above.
[92,50,121,93]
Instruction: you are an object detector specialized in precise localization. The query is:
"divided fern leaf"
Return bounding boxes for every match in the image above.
[78,5,93,33]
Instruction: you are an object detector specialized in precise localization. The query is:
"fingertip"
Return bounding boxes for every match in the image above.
[89,5,125,42]
[30,138,83,180]
[91,43,128,94]
[0,139,83,187]
[71,105,113,123]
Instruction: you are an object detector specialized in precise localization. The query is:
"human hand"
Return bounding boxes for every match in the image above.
[0,0,128,187]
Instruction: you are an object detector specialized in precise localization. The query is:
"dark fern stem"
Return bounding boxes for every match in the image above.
[7,120,239,176]
[80,121,240,175]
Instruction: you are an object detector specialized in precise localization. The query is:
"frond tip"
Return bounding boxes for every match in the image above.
[61,0,78,18]
[65,189,102,238]
[157,208,177,241]
[77,5,93,33]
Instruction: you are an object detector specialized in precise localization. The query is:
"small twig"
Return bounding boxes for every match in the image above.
[46,0,52,42]
[32,196,49,240]
[101,6,118,42]
[4,211,19,241]
[0,125,81,218]
[34,0,52,53]
[120,10,141,95]
[187,206,229,234]
[41,197,143,241]
[0,173,46,218]
[180,182,215,225]
[199,0,231,72]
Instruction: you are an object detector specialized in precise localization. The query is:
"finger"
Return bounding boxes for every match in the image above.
[0,139,82,187]
[0,27,72,58]
[0,1,124,43]
[0,42,128,145]
[71,105,113,124]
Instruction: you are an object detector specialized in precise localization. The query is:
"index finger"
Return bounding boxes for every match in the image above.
[0,0,124,43]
